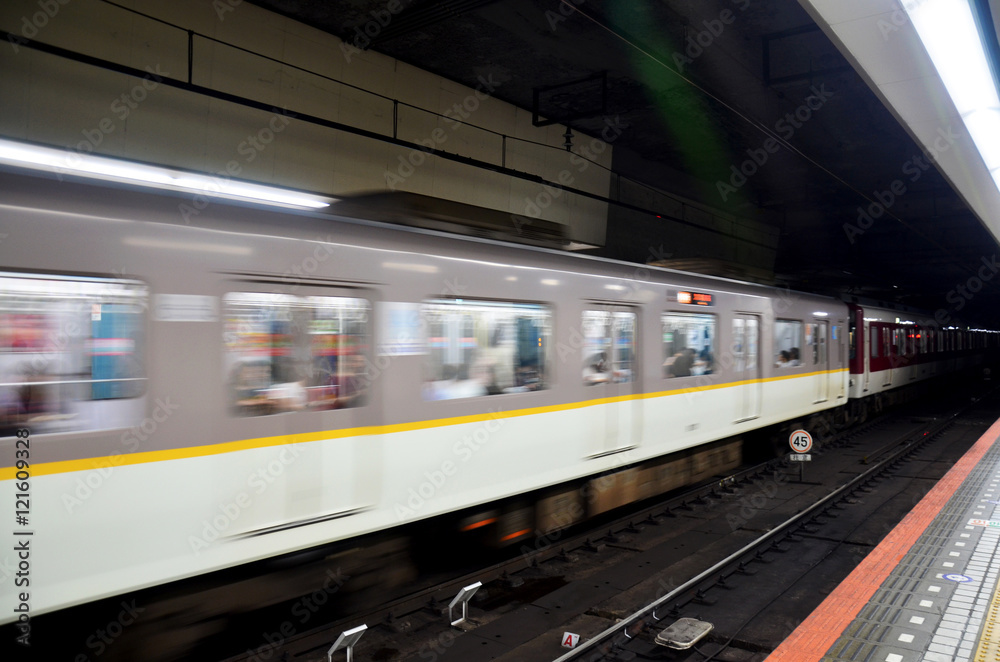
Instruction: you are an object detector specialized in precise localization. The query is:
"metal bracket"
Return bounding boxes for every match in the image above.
[449,581,482,627]
[327,624,367,662]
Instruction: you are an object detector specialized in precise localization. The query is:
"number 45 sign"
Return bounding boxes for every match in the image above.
[789,429,813,453]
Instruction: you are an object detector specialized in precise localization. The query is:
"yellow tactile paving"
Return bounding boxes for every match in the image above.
[974,583,1000,662]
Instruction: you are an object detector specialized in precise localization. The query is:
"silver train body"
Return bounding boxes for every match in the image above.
[0,168,980,624]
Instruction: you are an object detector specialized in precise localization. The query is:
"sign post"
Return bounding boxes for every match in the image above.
[788,429,813,482]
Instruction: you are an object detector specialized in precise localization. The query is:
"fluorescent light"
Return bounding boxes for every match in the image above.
[0,138,332,209]
[965,108,1000,170]
[902,0,1000,186]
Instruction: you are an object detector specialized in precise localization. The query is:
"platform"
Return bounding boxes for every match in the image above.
[768,417,1000,662]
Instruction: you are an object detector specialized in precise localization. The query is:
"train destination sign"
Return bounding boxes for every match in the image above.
[676,291,714,306]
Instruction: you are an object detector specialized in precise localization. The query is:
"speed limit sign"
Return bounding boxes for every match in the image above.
[789,429,813,453]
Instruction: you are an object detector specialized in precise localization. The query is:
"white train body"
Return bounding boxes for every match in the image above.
[0,169,984,624]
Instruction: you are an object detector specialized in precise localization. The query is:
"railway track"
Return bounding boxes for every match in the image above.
[212,379,1000,662]
[552,396,992,661]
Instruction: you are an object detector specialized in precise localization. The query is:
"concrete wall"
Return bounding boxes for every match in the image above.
[603,176,780,274]
[0,0,611,245]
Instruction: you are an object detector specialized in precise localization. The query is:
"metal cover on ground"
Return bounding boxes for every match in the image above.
[654,617,714,649]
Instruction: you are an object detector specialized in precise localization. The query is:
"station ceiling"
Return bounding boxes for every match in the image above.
[248,0,1000,327]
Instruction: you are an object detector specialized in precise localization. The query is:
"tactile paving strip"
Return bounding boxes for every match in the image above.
[823,442,1000,662]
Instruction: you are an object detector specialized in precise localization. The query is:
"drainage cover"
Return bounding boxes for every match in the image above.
[654,618,714,649]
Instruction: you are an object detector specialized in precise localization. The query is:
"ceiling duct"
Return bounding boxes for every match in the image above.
[329,192,587,249]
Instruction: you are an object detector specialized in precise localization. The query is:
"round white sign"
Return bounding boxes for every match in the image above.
[789,429,813,453]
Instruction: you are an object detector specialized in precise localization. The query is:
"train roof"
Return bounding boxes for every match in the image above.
[0,164,836,305]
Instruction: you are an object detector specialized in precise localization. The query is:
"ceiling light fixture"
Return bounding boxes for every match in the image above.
[901,0,1000,190]
[0,138,333,209]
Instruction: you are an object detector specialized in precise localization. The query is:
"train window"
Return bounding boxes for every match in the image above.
[582,310,636,385]
[731,316,760,373]
[834,325,842,366]
[774,319,802,367]
[422,299,550,400]
[662,313,715,378]
[870,327,879,358]
[0,272,147,437]
[804,324,827,365]
[224,293,370,416]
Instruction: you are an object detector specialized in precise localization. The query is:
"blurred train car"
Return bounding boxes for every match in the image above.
[847,303,994,419]
[0,163,993,653]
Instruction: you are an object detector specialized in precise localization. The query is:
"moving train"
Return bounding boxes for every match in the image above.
[0,161,993,654]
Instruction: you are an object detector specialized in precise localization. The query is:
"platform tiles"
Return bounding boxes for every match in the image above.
[766,418,1000,662]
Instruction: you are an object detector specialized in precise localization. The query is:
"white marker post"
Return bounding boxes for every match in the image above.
[789,429,813,482]
[327,624,367,662]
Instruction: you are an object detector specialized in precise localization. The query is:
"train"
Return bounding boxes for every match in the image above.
[0,160,994,655]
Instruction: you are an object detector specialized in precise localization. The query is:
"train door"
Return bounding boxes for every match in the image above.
[812,321,829,402]
[834,322,846,400]
[732,314,761,422]
[863,322,871,392]
[583,307,639,457]
[222,283,378,536]
[883,327,894,387]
